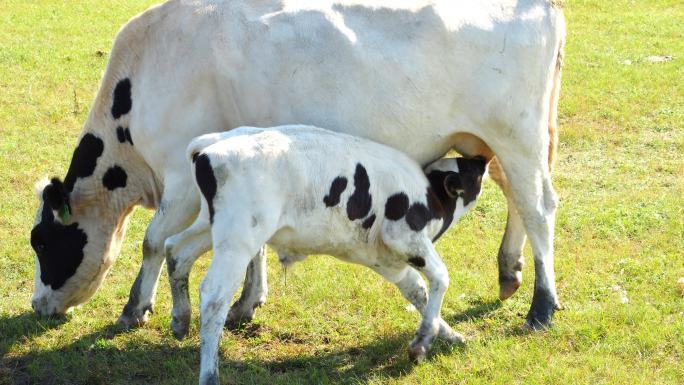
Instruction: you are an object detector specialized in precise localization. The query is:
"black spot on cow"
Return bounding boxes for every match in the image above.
[194,153,217,223]
[408,256,426,268]
[111,78,132,119]
[361,214,376,229]
[63,133,105,192]
[42,178,70,215]
[116,126,126,143]
[124,128,133,145]
[346,164,372,220]
[30,202,88,290]
[406,202,431,231]
[191,152,199,163]
[102,165,128,190]
[323,176,347,207]
[385,193,409,220]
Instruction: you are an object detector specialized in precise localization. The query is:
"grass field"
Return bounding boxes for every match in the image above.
[1,1,683,384]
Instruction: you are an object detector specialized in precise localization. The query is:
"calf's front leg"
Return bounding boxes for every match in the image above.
[372,264,462,344]
[405,243,451,362]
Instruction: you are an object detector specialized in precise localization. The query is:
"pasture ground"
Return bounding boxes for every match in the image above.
[1,1,682,384]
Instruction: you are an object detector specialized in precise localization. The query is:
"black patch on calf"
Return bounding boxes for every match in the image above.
[361,214,376,229]
[323,176,347,207]
[385,193,409,220]
[194,154,217,223]
[406,203,431,231]
[346,164,372,220]
[111,78,132,119]
[456,158,486,206]
[102,165,128,190]
[191,152,199,163]
[408,256,426,268]
[426,170,458,241]
[30,203,87,289]
[63,133,104,192]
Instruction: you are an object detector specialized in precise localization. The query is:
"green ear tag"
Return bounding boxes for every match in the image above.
[58,205,71,223]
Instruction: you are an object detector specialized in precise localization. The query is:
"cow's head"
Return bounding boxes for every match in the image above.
[424,156,488,241]
[30,133,137,316]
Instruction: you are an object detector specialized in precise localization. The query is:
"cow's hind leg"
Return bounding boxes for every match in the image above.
[491,134,561,329]
[118,178,199,328]
[488,158,526,300]
[372,264,463,344]
[225,246,268,329]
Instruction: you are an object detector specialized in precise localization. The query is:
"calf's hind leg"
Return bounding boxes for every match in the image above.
[165,216,212,340]
[225,246,268,329]
[199,208,278,385]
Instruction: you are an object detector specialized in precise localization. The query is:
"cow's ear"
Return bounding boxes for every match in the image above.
[443,172,462,198]
[43,178,70,221]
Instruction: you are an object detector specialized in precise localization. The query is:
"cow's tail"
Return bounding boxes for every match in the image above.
[547,12,565,172]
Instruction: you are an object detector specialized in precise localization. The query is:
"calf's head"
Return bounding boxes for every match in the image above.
[424,157,488,241]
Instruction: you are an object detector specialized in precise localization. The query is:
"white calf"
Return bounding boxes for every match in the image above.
[165,125,487,385]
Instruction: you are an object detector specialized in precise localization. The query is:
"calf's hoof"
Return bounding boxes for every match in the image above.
[408,343,428,363]
[116,307,150,329]
[498,274,522,300]
[171,313,191,340]
[437,320,465,345]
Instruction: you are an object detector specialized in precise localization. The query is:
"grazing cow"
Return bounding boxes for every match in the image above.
[30,0,565,330]
[165,125,487,383]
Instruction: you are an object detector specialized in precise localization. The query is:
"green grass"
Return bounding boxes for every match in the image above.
[1,0,683,384]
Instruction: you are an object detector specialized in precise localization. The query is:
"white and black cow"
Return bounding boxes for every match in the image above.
[30,0,565,330]
[165,125,487,383]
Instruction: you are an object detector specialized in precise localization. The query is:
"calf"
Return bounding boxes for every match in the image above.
[165,125,487,384]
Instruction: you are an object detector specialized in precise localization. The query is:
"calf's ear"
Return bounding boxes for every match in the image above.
[42,178,71,222]
[443,173,462,198]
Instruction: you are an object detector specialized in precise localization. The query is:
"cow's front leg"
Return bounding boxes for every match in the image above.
[118,179,199,328]
[225,246,268,329]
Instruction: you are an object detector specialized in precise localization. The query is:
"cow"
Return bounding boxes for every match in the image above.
[165,125,487,382]
[30,0,565,331]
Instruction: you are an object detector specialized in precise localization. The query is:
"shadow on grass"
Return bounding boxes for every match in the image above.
[0,300,504,385]
[445,298,503,324]
[0,320,469,385]
[0,312,69,355]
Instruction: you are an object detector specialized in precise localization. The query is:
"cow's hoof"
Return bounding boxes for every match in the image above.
[171,313,191,340]
[408,343,428,363]
[524,290,561,330]
[224,299,263,330]
[498,275,522,300]
[224,310,254,330]
[116,309,149,329]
